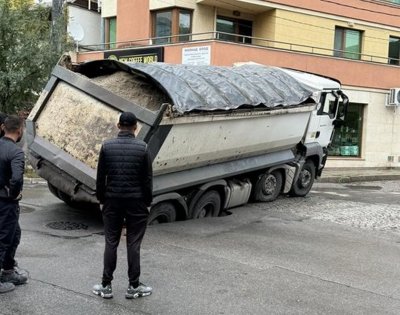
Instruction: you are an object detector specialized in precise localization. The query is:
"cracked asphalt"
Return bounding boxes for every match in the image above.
[1,180,400,314]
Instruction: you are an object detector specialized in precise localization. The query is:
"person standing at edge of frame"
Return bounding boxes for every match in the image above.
[0,115,28,294]
[0,112,7,137]
[93,111,153,299]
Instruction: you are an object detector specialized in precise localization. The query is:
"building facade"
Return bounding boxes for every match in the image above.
[75,0,400,169]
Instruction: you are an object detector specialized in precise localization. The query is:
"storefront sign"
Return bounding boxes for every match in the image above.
[182,46,211,65]
[104,47,164,63]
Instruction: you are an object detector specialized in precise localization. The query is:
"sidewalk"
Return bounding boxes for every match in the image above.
[320,167,400,183]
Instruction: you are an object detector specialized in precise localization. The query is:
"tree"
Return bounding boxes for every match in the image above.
[0,0,72,114]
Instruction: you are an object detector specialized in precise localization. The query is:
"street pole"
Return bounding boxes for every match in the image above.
[51,0,64,51]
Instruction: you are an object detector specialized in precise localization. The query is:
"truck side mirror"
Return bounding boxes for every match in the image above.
[333,91,349,127]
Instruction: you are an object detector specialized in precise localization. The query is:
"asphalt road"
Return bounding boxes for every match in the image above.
[1,180,400,314]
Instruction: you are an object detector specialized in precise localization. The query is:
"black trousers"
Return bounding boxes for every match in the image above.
[102,198,149,287]
[0,200,19,271]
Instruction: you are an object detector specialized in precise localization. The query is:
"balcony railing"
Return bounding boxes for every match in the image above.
[77,31,399,66]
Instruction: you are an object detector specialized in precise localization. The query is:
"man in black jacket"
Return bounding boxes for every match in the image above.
[93,112,153,299]
[0,115,27,294]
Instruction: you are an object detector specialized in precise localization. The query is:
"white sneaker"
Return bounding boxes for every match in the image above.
[92,283,113,299]
[125,282,152,299]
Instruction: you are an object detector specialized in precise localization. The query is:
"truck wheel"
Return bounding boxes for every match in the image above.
[57,189,75,207]
[192,190,221,219]
[57,188,98,211]
[47,182,60,199]
[289,160,316,197]
[148,202,177,225]
[253,171,283,202]
[48,183,80,208]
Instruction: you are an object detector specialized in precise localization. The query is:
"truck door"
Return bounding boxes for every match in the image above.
[306,91,347,148]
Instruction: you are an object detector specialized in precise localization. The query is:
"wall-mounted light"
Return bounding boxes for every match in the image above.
[233,10,240,17]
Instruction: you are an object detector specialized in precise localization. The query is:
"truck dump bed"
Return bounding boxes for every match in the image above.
[26,60,322,202]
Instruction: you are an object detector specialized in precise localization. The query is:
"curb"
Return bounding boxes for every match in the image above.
[318,174,400,184]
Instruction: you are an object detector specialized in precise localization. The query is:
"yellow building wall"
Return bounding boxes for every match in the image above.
[266,10,400,62]
[271,10,335,54]
[361,28,395,63]
[192,4,215,40]
[253,10,276,46]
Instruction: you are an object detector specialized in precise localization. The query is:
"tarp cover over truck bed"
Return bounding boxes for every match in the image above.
[77,60,329,113]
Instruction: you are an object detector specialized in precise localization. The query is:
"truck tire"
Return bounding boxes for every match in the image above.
[253,171,283,202]
[148,202,177,225]
[57,189,76,206]
[192,190,221,219]
[289,160,316,197]
[49,184,98,211]
[48,182,60,199]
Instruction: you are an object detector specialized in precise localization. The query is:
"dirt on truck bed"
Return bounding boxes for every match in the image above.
[91,71,171,112]
[34,70,171,170]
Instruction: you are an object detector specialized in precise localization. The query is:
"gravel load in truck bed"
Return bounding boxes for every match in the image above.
[91,71,171,112]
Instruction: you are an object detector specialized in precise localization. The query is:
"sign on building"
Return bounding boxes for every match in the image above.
[182,46,211,65]
[104,47,164,63]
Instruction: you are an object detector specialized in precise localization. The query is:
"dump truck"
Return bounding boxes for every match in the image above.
[26,59,348,224]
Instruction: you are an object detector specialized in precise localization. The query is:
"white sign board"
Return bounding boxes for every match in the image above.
[182,46,211,65]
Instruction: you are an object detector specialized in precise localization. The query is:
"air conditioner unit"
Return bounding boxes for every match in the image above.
[387,88,400,106]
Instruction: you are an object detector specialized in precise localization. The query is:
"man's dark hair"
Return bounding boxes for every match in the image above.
[4,115,23,133]
[119,112,137,127]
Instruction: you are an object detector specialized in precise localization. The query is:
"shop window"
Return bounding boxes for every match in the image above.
[334,27,362,60]
[152,8,192,44]
[216,16,252,44]
[328,103,364,157]
[104,17,116,48]
[388,36,400,65]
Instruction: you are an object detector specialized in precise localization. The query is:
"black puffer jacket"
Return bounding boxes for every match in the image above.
[96,131,153,206]
[0,137,25,200]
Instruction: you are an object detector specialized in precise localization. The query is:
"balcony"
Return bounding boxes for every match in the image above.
[74,31,400,91]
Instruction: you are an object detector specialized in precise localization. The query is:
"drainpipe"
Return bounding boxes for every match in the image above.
[213,6,217,39]
[101,18,105,50]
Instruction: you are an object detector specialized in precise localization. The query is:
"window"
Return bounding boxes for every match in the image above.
[334,27,362,60]
[328,103,364,157]
[216,16,252,44]
[154,11,172,44]
[179,11,191,42]
[105,17,116,48]
[152,8,192,44]
[319,92,339,119]
[388,36,400,65]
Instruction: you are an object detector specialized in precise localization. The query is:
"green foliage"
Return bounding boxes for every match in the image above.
[0,0,72,114]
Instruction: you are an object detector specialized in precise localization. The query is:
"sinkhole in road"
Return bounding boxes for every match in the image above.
[344,185,382,191]
[46,221,88,230]
[20,206,35,213]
